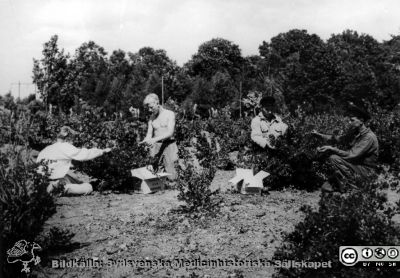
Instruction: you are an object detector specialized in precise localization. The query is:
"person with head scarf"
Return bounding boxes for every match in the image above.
[251,96,288,149]
[312,102,379,193]
[37,126,112,195]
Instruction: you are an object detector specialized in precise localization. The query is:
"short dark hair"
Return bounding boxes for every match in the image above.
[259,96,276,108]
[345,102,370,122]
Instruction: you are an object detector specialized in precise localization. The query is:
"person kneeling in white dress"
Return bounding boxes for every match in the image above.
[37,126,112,195]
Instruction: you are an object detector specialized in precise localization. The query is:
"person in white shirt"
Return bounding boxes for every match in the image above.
[251,96,288,149]
[37,126,112,195]
[140,93,178,182]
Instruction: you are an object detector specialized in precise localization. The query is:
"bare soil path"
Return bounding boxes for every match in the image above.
[37,171,321,278]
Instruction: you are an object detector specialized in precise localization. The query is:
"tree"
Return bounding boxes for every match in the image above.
[101,49,132,113]
[103,76,125,113]
[242,55,268,92]
[328,30,381,104]
[187,71,238,111]
[127,47,184,105]
[189,77,213,109]
[184,38,245,111]
[32,35,73,112]
[259,30,340,112]
[0,92,16,111]
[210,71,238,108]
[185,38,244,80]
[109,49,131,79]
[71,41,109,105]
[376,35,400,107]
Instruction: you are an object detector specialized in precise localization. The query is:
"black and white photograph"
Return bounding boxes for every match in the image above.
[1,0,400,277]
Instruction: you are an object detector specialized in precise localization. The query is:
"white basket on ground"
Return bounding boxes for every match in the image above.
[131,166,170,194]
[229,168,270,195]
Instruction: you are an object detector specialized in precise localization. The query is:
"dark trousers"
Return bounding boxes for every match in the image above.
[328,155,374,191]
[150,141,178,181]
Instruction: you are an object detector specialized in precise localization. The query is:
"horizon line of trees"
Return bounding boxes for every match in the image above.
[7,29,400,116]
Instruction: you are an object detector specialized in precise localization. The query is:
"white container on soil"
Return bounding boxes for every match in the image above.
[131,166,171,194]
[229,168,270,195]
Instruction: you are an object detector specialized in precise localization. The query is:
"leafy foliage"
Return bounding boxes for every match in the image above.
[3,95,400,194]
[186,38,244,79]
[369,107,400,173]
[72,116,153,191]
[273,177,400,278]
[176,128,222,214]
[32,30,400,117]
[33,35,74,112]
[0,145,56,277]
[177,166,221,215]
[30,106,153,191]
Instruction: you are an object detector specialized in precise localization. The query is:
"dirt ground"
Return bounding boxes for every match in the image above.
[33,170,400,278]
[33,171,320,278]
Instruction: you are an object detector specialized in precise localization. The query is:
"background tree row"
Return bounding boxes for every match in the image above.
[31,30,400,116]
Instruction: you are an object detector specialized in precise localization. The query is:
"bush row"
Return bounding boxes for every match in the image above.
[2,102,399,193]
[2,106,397,192]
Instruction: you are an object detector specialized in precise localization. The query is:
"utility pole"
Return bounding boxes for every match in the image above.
[239,64,244,118]
[239,81,242,118]
[161,75,164,106]
[10,81,33,100]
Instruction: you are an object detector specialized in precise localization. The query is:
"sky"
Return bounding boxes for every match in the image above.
[1,0,400,99]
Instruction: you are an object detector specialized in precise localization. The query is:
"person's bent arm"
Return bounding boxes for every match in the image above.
[334,136,374,161]
[251,118,268,148]
[312,130,333,141]
[141,120,153,142]
[312,130,344,144]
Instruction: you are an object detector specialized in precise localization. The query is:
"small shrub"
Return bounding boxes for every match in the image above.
[273,177,400,278]
[0,145,56,277]
[38,227,75,251]
[36,227,77,263]
[369,107,400,173]
[73,118,152,191]
[177,165,221,215]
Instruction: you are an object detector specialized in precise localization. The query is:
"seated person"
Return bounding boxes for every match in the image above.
[251,96,288,149]
[312,102,379,193]
[37,126,112,195]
